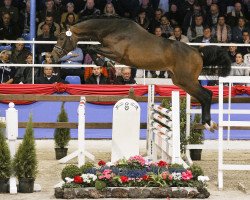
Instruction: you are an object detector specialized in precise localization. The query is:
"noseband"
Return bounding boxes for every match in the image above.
[53,43,69,57]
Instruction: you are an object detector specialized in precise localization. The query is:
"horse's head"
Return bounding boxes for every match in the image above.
[51,29,78,63]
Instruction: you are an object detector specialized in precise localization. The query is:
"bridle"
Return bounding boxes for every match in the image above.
[53,30,73,57]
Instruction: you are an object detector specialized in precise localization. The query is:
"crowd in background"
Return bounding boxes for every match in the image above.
[0,0,250,85]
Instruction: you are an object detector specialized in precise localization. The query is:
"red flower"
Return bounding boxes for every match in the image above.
[182,170,193,181]
[168,175,173,181]
[74,176,83,184]
[98,160,106,166]
[142,175,149,181]
[158,160,168,167]
[120,176,129,183]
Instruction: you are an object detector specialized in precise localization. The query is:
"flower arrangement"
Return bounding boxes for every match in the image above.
[61,155,207,191]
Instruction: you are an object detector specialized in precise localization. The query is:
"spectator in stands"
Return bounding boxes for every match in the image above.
[19,0,30,35]
[116,0,140,19]
[239,30,250,55]
[0,12,20,41]
[35,66,68,84]
[36,24,57,63]
[202,0,213,15]
[187,14,204,42]
[139,0,154,21]
[182,0,196,17]
[54,0,65,20]
[169,26,189,43]
[61,13,76,32]
[103,2,118,16]
[0,50,16,84]
[0,0,19,23]
[135,8,150,31]
[228,45,238,63]
[59,47,84,84]
[232,17,248,43]
[37,0,61,24]
[115,67,136,85]
[166,3,183,27]
[160,16,173,38]
[60,2,78,25]
[20,53,41,84]
[10,38,30,64]
[37,14,60,38]
[149,8,163,33]
[204,3,220,28]
[182,3,203,35]
[79,0,100,19]
[230,52,249,76]
[85,66,109,84]
[193,25,217,43]
[227,2,246,28]
[212,15,231,43]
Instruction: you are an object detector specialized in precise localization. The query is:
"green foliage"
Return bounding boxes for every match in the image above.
[54,102,71,148]
[95,180,107,190]
[80,162,95,174]
[13,115,38,179]
[0,123,11,179]
[189,164,204,179]
[161,98,187,153]
[188,114,204,144]
[61,164,81,181]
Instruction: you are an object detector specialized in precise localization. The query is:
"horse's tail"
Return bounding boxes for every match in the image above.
[199,45,231,77]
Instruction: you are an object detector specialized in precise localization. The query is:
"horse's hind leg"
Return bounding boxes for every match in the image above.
[175,80,216,131]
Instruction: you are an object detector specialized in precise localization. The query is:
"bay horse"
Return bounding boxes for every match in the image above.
[51,16,231,132]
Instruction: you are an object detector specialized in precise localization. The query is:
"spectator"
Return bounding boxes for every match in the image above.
[187,15,204,42]
[37,14,60,38]
[59,47,84,84]
[135,8,150,31]
[61,13,76,32]
[19,0,31,35]
[212,15,231,43]
[139,0,154,21]
[0,0,19,23]
[79,0,100,19]
[37,0,61,24]
[166,3,183,26]
[169,26,189,43]
[160,16,173,38]
[103,2,118,16]
[0,50,16,84]
[230,52,249,76]
[54,0,65,19]
[10,38,30,64]
[116,0,140,19]
[232,17,248,43]
[204,3,220,28]
[85,66,109,84]
[228,45,238,63]
[239,30,250,55]
[36,24,56,63]
[193,26,217,43]
[227,2,246,28]
[0,12,20,41]
[115,67,136,84]
[35,66,68,84]
[182,3,203,34]
[182,0,196,17]
[21,53,41,84]
[149,8,163,33]
[60,2,78,25]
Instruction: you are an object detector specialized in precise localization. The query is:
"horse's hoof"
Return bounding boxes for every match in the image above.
[204,121,217,132]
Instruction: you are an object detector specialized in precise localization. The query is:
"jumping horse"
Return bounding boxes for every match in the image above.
[51,16,231,132]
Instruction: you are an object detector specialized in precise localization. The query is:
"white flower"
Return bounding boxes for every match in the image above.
[81,173,97,182]
[106,162,114,167]
[65,177,74,183]
[198,176,210,182]
[171,172,182,180]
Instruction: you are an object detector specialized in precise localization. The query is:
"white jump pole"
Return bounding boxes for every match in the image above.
[59,97,95,166]
[6,102,18,194]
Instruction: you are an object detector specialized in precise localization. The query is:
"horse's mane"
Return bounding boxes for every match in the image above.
[77,14,130,23]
